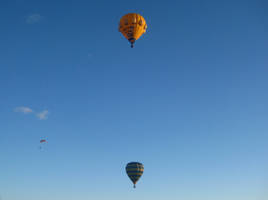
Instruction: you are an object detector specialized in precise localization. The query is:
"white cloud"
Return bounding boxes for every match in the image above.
[14,106,33,114]
[14,106,50,120]
[36,110,49,120]
[26,14,42,24]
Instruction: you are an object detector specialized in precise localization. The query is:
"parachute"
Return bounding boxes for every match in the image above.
[119,13,147,48]
[126,162,144,188]
[39,137,48,150]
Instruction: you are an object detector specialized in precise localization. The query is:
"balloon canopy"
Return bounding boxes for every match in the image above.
[119,13,147,48]
[126,162,144,188]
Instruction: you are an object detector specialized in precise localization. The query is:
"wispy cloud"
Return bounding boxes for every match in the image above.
[26,14,42,24]
[36,110,49,120]
[14,106,33,114]
[14,107,49,120]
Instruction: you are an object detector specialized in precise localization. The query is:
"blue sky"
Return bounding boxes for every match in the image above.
[0,0,268,200]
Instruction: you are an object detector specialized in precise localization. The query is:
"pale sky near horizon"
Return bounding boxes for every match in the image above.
[0,0,268,200]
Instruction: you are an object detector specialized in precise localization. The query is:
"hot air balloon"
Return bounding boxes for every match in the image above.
[119,13,147,48]
[126,162,144,188]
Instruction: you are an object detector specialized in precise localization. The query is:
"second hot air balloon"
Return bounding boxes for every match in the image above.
[119,13,147,48]
[126,162,144,188]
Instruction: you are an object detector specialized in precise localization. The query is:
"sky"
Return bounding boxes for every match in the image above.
[0,0,268,200]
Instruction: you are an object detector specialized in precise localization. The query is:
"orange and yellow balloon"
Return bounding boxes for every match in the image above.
[118,13,147,48]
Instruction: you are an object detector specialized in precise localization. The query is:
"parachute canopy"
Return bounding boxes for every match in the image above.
[119,13,147,48]
[39,137,48,151]
[126,162,144,188]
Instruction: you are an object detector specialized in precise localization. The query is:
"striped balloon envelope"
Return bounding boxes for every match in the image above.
[126,162,144,188]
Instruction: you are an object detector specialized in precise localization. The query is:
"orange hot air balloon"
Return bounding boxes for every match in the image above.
[118,13,147,48]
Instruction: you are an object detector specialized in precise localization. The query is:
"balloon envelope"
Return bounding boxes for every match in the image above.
[119,13,147,48]
[126,162,144,188]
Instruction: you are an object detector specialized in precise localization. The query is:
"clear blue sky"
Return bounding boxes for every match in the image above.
[0,0,268,200]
